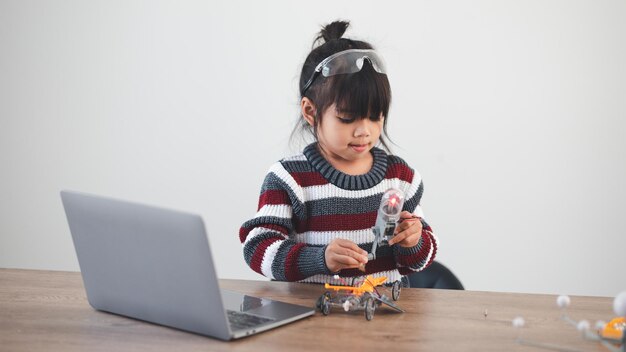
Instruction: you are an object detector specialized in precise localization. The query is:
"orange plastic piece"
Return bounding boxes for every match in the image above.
[324,275,387,296]
[601,317,625,340]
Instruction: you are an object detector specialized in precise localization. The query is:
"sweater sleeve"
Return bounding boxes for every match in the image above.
[392,170,438,273]
[239,164,332,281]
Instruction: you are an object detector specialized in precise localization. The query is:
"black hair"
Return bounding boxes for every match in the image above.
[291,20,393,152]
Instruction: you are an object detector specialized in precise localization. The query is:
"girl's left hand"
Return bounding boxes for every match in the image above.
[388,211,422,248]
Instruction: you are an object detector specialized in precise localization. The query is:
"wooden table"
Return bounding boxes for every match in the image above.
[0,268,616,351]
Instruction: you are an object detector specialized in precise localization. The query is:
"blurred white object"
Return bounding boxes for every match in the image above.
[557,295,571,308]
[513,316,525,328]
[576,320,590,332]
[613,291,626,316]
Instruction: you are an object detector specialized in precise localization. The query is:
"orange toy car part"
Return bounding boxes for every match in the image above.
[601,317,625,340]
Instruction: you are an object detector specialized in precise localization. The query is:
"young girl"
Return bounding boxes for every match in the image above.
[239,20,437,285]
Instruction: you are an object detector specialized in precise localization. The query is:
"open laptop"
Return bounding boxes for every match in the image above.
[60,190,314,340]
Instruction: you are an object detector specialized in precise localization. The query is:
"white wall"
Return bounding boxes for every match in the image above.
[1,0,624,297]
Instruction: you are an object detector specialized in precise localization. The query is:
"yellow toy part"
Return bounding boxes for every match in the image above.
[600,317,625,340]
[324,275,387,296]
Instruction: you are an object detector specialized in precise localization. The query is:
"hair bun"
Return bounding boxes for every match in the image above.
[318,20,350,43]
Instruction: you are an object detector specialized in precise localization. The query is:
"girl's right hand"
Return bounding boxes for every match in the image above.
[324,238,369,273]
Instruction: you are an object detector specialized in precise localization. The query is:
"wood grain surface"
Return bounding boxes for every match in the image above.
[0,268,616,351]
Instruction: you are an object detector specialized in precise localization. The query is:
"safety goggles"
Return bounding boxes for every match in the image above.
[301,49,387,95]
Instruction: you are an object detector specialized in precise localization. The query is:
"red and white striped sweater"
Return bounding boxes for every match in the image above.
[239,143,438,285]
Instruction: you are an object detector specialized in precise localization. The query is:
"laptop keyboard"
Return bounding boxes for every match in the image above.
[226,310,275,330]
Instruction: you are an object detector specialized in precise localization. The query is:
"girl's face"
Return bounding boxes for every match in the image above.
[313,103,384,167]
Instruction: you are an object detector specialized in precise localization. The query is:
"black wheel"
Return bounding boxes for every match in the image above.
[321,292,331,315]
[315,291,331,315]
[392,280,401,301]
[364,297,375,321]
[323,291,332,304]
[391,281,402,301]
[322,300,330,315]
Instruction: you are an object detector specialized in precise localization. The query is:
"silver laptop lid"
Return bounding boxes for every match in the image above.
[60,190,232,340]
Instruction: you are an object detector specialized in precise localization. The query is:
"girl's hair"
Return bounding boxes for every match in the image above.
[291,20,393,152]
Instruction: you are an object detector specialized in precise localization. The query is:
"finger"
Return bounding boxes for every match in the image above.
[391,231,420,247]
[395,216,421,234]
[399,234,421,248]
[394,221,411,234]
[398,214,420,225]
[334,238,368,257]
[390,221,422,245]
[331,254,365,269]
[399,210,414,218]
[402,219,423,237]
[388,230,408,245]
[398,225,423,247]
[325,245,364,272]
[329,245,368,264]
[399,211,420,222]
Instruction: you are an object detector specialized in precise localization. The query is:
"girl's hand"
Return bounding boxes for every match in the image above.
[388,211,423,248]
[325,238,369,273]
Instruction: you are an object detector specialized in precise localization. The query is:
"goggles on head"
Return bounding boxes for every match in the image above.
[301,49,387,96]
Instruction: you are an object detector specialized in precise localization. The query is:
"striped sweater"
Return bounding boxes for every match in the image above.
[239,143,438,285]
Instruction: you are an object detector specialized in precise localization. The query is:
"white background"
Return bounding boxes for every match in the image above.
[1,0,624,297]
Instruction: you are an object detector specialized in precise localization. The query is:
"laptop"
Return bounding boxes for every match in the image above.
[60,190,314,340]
